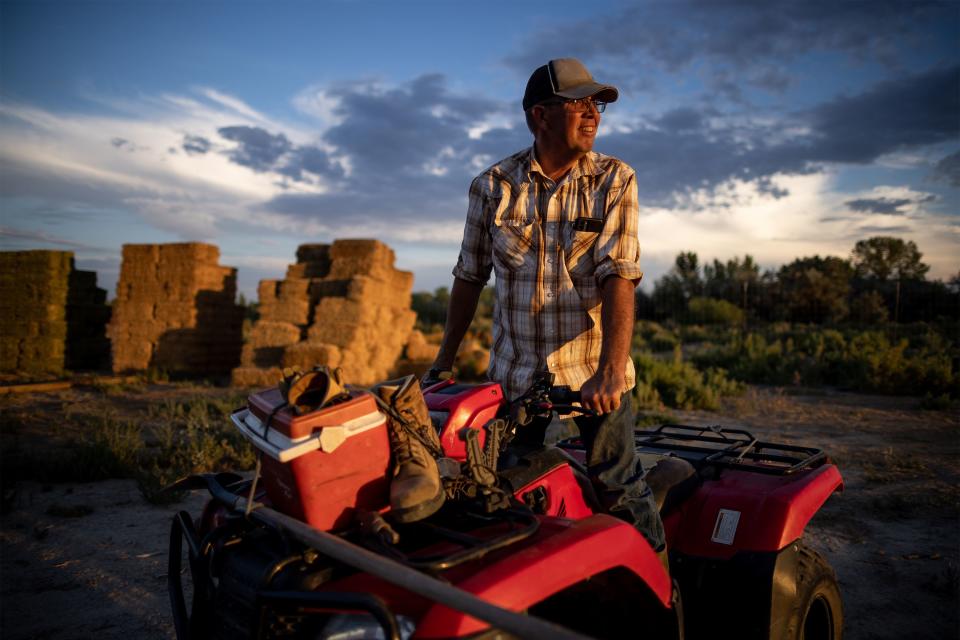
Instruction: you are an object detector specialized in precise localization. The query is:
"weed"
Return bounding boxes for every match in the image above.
[3,393,255,505]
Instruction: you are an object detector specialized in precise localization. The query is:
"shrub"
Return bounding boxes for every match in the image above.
[692,325,957,397]
[633,348,743,411]
[684,297,745,326]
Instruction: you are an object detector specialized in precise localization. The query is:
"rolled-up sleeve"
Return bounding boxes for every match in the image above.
[452,175,493,285]
[593,170,642,285]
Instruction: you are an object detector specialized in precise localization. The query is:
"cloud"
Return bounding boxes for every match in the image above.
[504,0,954,97]
[932,151,960,186]
[182,134,211,155]
[845,194,936,215]
[0,225,105,251]
[218,125,293,172]
[599,65,959,205]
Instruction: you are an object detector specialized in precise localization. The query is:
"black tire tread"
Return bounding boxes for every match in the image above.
[787,543,844,640]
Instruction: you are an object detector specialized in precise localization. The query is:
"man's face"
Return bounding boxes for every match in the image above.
[536,99,601,156]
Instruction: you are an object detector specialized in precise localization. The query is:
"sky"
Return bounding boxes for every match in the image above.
[1,0,958,300]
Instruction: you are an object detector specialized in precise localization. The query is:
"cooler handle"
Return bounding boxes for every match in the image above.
[231,408,385,462]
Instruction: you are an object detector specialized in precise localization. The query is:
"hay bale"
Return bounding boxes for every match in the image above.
[231,366,283,389]
[110,242,242,374]
[281,342,342,369]
[248,321,302,347]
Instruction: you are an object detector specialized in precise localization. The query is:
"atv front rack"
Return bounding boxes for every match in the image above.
[633,424,826,475]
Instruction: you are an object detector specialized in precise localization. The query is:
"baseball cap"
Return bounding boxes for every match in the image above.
[522,58,619,111]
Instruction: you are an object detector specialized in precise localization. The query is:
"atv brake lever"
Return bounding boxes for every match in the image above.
[536,402,598,417]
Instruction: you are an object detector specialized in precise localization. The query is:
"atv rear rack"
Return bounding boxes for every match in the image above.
[633,424,826,475]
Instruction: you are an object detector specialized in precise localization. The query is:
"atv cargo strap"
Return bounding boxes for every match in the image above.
[176,474,595,640]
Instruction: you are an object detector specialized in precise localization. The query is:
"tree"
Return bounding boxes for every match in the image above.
[851,237,929,281]
[652,252,703,317]
[777,256,853,323]
[703,255,761,308]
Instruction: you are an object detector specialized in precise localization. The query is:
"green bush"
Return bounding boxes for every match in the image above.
[692,325,957,397]
[633,348,743,411]
[683,297,745,326]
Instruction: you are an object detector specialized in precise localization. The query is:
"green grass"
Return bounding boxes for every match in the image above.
[1,393,255,504]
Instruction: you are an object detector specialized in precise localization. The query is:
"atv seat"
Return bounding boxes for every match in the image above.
[639,454,699,516]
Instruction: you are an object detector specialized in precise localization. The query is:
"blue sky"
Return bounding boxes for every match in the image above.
[1,0,957,300]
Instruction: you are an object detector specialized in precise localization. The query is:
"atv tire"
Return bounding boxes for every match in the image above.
[785,544,843,640]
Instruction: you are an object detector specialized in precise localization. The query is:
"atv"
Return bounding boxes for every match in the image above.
[168,373,844,640]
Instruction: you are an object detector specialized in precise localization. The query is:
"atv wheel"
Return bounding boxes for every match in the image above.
[786,544,843,640]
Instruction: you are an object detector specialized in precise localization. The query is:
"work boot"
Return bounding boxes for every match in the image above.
[373,375,445,523]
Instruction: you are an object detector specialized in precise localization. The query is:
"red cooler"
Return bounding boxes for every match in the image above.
[231,388,391,531]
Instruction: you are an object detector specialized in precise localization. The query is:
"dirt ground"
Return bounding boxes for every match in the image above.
[0,384,957,639]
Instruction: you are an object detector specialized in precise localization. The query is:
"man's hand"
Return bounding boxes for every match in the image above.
[580,368,626,414]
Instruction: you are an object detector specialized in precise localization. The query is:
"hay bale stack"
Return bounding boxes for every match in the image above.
[108,243,242,375]
[232,239,416,388]
[0,251,111,378]
[0,251,71,377]
[66,267,111,371]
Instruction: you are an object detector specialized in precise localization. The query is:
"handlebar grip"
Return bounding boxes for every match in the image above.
[549,387,582,405]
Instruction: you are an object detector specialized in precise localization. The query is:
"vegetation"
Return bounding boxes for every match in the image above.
[410,236,958,409]
[1,392,255,504]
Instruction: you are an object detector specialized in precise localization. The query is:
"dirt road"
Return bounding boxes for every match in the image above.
[1,386,957,639]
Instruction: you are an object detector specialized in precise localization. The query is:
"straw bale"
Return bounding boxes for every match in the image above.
[277,278,311,299]
[1,320,68,341]
[258,280,280,305]
[2,303,68,324]
[305,321,362,348]
[19,337,65,365]
[248,321,302,347]
[155,242,220,266]
[329,239,393,265]
[296,244,331,265]
[286,262,329,279]
[0,250,72,276]
[232,366,283,389]
[112,339,155,372]
[405,330,440,362]
[345,274,413,308]
[258,299,310,325]
[122,244,161,265]
[0,337,18,371]
[281,341,342,370]
[309,279,349,300]
[313,298,380,326]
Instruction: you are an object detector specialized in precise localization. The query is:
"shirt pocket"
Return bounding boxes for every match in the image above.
[492,217,537,272]
[564,222,600,276]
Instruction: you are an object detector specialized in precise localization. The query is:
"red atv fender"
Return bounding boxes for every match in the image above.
[415,514,671,638]
[669,463,843,559]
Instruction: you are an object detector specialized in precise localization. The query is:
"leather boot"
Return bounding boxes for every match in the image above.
[373,375,445,523]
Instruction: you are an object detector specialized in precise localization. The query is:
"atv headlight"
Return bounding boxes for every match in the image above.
[317,613,415,640]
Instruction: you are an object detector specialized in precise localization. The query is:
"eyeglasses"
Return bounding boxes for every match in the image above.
[539,97,607,113]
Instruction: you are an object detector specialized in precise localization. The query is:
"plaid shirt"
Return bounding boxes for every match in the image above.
[453,147,642,401]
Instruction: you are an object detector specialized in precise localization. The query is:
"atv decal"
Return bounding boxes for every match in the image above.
[711,508,741,545]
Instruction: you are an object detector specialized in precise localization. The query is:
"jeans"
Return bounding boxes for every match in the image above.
[513,392,666,551]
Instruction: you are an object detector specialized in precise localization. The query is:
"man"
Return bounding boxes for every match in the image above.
[427,58,665,554]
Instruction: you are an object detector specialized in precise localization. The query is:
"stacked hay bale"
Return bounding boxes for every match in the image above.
[0,251,72,378]
[0,250,110,379]
[65,267,111,371]
[232,239,416,388]
[107,243,242,375]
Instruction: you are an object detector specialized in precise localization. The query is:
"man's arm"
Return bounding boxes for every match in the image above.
[430,277,485,372]
[580,275,635,414]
